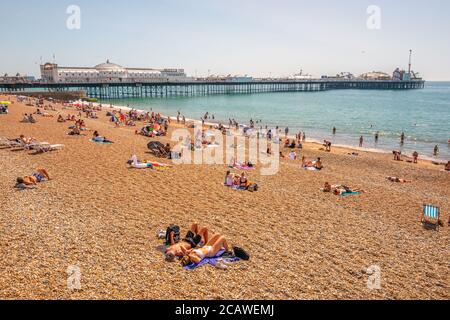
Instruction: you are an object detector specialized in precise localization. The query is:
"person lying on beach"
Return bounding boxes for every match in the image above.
[321,182,364,195]
[165,223,209,262]
[92,131,113,143]
[181,234,232,266]
[68,125,81,136]
[18,134,38,146]
[57,115,66,123]
[387,176,412,183]
[16,168,51,188]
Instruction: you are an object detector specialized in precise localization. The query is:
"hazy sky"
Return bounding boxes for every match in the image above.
[1,0,449,80]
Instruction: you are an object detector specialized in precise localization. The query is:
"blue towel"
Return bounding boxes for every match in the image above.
[184,250,240,270]
[341,191,362,197]
[90,139,113,144]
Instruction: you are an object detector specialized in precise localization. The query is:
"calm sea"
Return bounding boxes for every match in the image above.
[102,81,450,160]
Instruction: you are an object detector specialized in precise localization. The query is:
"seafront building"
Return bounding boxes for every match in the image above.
[0,73,35,84]
[40,60,189,83]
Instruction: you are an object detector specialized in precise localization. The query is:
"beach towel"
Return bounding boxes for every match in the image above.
[303,166,320,171]
[234,165,255,171]
[341,191,362,197]
[184,250,240,270]
[90,139,113,144]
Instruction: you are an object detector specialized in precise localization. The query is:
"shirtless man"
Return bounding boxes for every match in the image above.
[16,168,51,186]
[165,223,209,262]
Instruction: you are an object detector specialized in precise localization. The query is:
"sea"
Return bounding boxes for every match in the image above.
[101,81,450,161]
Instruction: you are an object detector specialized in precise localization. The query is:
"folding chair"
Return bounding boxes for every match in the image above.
[421,204,441,231]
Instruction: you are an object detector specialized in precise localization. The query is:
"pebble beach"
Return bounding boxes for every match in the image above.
[0,94,448,300]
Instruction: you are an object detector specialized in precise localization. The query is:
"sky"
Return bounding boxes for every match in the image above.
[1,0,449,80]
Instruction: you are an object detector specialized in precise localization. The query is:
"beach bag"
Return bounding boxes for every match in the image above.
[248,183,258,192]
[233,246,250,261]
[165,224,180,245]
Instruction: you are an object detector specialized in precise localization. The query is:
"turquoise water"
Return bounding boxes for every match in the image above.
[103,82,450,160]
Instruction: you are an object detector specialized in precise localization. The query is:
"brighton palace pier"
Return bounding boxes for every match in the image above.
[0,61,425,99]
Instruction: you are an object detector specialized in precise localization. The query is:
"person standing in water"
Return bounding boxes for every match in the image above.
[400,132,405,145]
[332,127,336,135]
[285,127,289,138]
[375,131,379,143]
[434,145,439,156]
[359,136,364,147]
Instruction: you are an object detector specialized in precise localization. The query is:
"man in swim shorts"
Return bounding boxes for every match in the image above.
[16,168,51,186]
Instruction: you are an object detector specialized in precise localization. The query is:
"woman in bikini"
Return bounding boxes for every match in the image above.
[181,234,230,266]
[165,223,209,262]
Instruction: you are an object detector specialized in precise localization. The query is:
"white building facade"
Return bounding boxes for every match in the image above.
[40,60,189,83]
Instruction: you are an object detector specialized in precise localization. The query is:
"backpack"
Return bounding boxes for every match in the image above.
[233,246,250,261]
[165,224,180,245]
[248,183,258,192]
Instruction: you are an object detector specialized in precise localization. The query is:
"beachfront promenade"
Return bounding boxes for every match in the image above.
[0,79,425,99]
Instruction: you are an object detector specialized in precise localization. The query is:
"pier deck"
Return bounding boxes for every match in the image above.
[0,79,425,99]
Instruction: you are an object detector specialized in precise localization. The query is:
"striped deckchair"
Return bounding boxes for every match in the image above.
[421,204,440,230]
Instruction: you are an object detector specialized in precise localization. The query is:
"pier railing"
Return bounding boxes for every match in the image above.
[0,79,425,99]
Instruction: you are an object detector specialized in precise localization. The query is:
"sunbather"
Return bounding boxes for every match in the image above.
[387,176,412,183]
[321,182,363,195]
[19,135,37,145]
[181,234,231,266]
[68,125,81,135]
[165,223,209,262]
[16,168,51,186]
[445,161,450,171]
[92,131,113,143]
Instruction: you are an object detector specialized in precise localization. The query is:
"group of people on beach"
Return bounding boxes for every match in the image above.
[163,223,248,268]
[224,171,258,191]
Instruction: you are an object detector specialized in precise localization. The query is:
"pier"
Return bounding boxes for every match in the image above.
[0,79,425,99]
